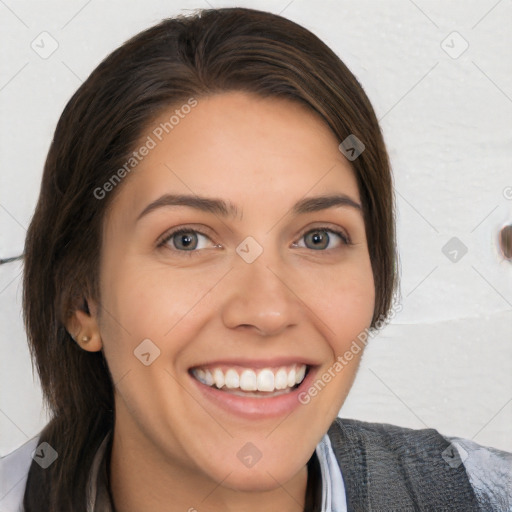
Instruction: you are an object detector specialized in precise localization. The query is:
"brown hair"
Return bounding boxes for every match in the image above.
[22,7,398,509]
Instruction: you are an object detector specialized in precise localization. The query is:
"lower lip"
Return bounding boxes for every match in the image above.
[189,367,318,419]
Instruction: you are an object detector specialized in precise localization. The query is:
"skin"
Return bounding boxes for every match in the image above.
[68,91,375,512]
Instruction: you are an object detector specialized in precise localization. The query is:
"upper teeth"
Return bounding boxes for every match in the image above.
[192,364,307,392]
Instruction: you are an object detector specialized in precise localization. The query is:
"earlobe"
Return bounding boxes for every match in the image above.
[66,306,103,353]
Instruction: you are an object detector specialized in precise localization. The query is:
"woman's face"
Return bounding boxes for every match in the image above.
[94,91,375,491]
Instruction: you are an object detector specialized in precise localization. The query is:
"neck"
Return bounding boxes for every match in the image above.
[108,425,310,512]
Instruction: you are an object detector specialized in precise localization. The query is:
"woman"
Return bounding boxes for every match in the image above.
[1,7,510,511]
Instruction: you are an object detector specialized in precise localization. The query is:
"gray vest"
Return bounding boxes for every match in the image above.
[329,418,480,511]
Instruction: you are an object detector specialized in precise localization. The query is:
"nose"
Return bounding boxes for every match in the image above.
[220,250,301,337]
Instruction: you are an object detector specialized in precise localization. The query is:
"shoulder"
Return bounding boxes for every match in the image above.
[0,435,41,512]
[327,416,456,457]
[445,435,512,511]
[328,417,512,510]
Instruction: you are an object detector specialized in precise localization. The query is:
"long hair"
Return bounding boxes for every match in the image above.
[22,7,398,509]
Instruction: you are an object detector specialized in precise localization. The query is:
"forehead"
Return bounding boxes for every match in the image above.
[107,91,360,220]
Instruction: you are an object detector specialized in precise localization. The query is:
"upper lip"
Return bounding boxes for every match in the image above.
[189,357,319,370]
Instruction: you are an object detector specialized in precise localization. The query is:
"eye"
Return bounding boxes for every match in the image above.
[157,227,217,254]
[293,226,351,251]
[156,225,351,256]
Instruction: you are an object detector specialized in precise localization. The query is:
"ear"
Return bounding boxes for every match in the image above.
[66,299,103,352]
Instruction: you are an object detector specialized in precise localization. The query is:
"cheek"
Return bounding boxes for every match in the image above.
[334,279,375,348]
[291,263,375,431]
[97,261,218,371]
[303,259,375,350]
[101,260,205,332]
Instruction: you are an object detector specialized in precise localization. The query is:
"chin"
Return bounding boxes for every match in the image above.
[203,457,304,493]
[221,470,295,493]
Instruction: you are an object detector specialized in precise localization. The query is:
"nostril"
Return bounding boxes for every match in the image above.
[499,225,512,259]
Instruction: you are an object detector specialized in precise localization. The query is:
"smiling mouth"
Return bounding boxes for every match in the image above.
[190,363,309,397]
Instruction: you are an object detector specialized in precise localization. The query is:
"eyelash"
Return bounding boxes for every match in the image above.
[157,225,352,256]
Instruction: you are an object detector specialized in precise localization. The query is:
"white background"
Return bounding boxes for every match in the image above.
[1,0,511,456]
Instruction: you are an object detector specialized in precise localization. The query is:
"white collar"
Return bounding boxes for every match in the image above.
[315,432,348,512]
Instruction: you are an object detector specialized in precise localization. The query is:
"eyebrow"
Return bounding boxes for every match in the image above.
[136,193,362,221]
